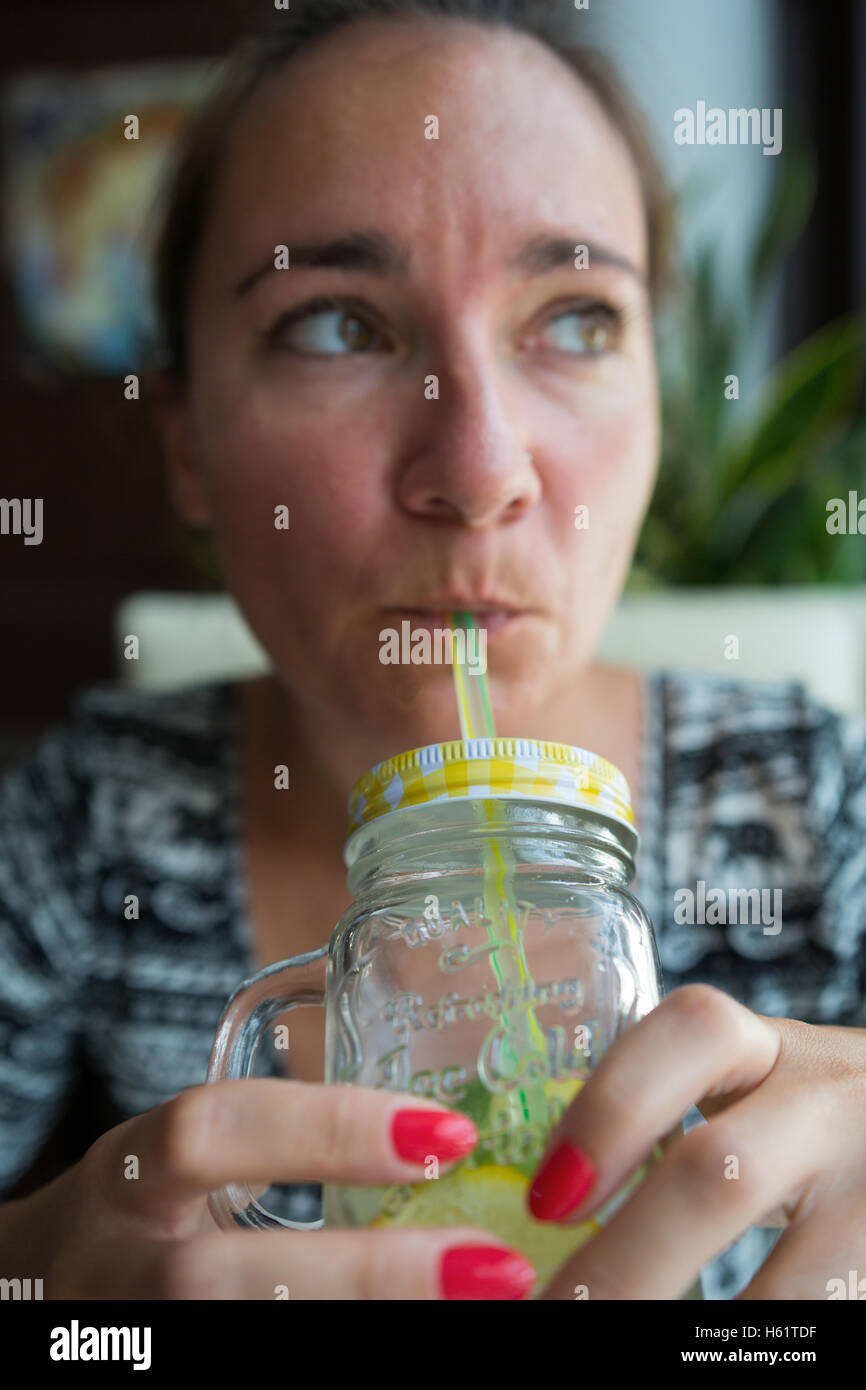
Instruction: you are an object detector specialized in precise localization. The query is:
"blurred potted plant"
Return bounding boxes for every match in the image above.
[631,140,866,589]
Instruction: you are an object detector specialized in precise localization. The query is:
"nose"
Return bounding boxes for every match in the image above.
[395,354,541,527]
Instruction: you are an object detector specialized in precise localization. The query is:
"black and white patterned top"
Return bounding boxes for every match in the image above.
[1,669,864,1300]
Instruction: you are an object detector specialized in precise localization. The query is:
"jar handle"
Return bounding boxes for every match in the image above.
[206,946,329,1232]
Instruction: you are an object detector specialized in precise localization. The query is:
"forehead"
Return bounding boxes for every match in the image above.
[197,17,647,287]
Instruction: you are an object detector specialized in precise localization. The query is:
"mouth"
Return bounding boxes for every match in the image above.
[383,605,532,637]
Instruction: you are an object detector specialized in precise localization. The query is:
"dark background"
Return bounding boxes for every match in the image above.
[0,0,256,766]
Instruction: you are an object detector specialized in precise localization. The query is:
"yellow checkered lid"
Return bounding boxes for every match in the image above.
[346,738,634,840]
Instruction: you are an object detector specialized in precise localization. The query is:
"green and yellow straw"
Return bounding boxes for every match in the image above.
[448,612,550,1131]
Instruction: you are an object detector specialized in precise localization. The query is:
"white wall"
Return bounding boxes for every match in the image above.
[566,0,784,381]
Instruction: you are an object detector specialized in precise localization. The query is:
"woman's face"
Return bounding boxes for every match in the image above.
[164,17,660,748]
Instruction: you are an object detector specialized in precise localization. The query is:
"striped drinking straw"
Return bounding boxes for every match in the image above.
[448,612,550,1130]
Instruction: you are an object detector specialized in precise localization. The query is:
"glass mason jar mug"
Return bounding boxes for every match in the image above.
[207,738,703,1300]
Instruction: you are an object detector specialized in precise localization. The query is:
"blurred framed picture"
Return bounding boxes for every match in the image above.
[1,60,216,376]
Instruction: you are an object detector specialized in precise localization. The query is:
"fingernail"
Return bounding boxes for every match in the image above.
[391,1109,477,1163]
[440,1244,536,1300]
[529,1141,596,1221]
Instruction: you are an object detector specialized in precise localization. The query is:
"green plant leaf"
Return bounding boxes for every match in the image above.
[715,315,866,500]
[749,138,817,298]
[635,149,865,590]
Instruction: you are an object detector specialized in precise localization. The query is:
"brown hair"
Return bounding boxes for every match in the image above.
[147,0,675,386]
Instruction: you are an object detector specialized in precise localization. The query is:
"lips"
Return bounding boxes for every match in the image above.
[392,595,527,616]
[385,607,528,636]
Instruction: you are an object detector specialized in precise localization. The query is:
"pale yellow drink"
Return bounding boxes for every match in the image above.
[327,1076,703,1298]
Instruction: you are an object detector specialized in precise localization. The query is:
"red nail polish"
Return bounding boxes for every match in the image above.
[391,1109,477,1163]
[440,1244,536,1300]
[529,1141,596,1221]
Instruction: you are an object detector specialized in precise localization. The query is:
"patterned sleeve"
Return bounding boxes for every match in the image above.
[0,713,95,1199]
[804,695,866,1028]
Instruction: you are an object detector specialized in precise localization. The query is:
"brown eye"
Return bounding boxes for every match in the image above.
[268,300,382,356]
[580,321,608,352]
[338,315,375,350]
[539,304,622,355]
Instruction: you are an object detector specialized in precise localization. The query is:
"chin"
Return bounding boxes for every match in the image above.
[363,674,552,751]
[365,682,470,750]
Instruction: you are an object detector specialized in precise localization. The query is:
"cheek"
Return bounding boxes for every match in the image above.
[546,366,659,540]
[193,392,388,582]
[187,389,415,671]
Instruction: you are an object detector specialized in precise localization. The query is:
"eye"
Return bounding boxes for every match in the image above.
[266,297,384,357]
[536,302,623,355]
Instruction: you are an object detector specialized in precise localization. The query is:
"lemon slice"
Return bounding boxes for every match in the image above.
[543,1076,586,1109]
[488,1074,585,1122]
[372,1162,600,1294]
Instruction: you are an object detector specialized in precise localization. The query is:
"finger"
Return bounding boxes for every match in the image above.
[538,1081,826,1300]
[528,985,780,1227]
[159,1227,536,1301]
[738,1185,866,1300]
[90,1080,478,1230]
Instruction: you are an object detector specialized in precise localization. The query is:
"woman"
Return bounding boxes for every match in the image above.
[1,0,864,1301]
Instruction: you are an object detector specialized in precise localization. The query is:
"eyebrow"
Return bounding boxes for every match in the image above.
[232,229,646,296]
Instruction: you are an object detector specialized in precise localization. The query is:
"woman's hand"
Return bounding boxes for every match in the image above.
[528,984,866,1300]
[22,1080,535,1299]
